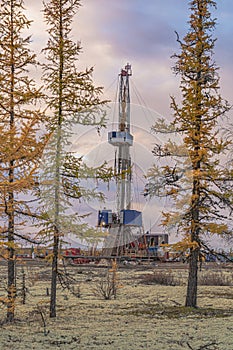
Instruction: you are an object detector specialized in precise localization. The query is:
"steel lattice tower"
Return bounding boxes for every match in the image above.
[98,64,143,256]
[109,63,133,213]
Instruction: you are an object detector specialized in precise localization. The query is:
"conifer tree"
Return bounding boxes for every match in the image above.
[146,0,232,307]
[0,0,44,322]
[41,0,109,318]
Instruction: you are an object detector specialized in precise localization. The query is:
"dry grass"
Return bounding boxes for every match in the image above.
[139,269,181,286]
[198,271,233,286]
[0,261,233,349]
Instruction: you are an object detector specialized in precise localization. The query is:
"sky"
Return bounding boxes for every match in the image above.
[26,0,233,118]
[24,0,233,247]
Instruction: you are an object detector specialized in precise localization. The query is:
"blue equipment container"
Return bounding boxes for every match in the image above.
[120,209,142,226]
[98,210,112,227]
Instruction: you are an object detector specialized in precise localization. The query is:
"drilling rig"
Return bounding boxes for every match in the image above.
[98,64,143,256]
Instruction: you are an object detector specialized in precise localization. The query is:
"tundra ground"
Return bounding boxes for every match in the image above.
[0,260,232,350]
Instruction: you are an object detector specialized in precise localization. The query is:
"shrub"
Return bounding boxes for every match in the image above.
[92,260,120,300]
[140,270,180,286]
[198,272,233,286]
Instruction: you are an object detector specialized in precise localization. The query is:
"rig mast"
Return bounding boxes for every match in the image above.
[98,64,143,255]
[109,63,133,212]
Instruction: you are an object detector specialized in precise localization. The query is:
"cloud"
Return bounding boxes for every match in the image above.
[77,0,182,60]
[23,0,233,117]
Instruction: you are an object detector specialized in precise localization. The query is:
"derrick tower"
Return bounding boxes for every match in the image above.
[98,64,143,256]
[109,63,133,212]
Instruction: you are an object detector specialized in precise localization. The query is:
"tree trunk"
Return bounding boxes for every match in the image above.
[7,0,16,323]
[7,196,16,322]
[50,227,59,318]
[185,247,199,307]
[49,2,63,318]
[7,256,15,322]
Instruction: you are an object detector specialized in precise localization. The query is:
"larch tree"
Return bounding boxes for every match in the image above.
[41,0,110,318]
[0,0,45,322]
[146,0,232,308]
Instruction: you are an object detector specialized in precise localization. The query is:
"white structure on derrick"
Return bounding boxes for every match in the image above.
[98,64,143,256]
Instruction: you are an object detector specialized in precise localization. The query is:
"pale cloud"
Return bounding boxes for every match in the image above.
[23,0,233,117]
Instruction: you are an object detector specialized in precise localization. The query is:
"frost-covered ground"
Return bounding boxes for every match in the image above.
[0,261,233,350]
